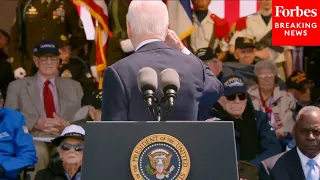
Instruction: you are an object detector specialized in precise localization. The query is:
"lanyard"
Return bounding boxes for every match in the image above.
[260,92,273,121]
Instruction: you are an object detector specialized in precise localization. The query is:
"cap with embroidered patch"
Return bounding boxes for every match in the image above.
[286,71,309,90]
[195,47,218,61]
[51,125,85,146]
[222,75,247,96]
[33,40,60,56]
[235,37,255,49]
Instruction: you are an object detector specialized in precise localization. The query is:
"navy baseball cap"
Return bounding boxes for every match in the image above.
[222,75,247,96]
[33,40,60,56]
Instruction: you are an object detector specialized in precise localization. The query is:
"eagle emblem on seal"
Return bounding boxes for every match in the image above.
[147,149,175,179]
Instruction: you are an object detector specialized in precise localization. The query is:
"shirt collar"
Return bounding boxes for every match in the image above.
[297,147,320,167]
[37,72,56,87]
[193,11,213,25]
[135,39,162,51]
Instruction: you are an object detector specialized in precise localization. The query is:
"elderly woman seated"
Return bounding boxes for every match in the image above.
[248,60,296,141]
[34,125,85,180]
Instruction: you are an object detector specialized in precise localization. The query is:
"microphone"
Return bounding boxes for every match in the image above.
[137,67,158,107]
[159,68,180,112]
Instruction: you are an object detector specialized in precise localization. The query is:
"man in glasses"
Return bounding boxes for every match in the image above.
[5,40,83,177]
[35,125,84,179]
[208,75,282,166]
[287,71,320,118]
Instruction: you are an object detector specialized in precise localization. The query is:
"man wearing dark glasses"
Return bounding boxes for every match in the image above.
[208,75,282,167]
[35,125,84,180]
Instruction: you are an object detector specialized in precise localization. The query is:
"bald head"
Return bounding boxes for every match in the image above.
[126,0,169,48]
[296,106,320,123]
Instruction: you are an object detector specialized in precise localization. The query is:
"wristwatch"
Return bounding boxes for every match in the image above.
[0,165,5,176]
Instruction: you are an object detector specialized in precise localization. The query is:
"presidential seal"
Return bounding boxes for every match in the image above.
[130,134,190,180]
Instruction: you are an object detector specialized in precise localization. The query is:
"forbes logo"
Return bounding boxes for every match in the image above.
[274,6,317,17]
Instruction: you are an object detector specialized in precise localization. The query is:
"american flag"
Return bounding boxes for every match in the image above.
[209,0,260,29]
[73,0,109,89]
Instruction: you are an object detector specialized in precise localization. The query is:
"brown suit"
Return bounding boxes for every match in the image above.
[5,75,83,178]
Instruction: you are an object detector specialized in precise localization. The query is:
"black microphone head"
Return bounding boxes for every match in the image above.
[137,67,158,92]
[159,68,180,93]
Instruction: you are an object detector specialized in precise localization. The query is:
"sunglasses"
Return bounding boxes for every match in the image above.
[60,142,84,152]
[226,93,247,101]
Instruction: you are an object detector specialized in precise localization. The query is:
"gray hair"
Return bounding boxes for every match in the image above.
[126,0,169,40]
[296,106,320,122]
[254,60,278,76]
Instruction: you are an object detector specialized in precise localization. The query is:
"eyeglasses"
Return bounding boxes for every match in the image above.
[39,55,59,62]
[225,93,247,101]
[60,142,84,152]
[258,73,275,79]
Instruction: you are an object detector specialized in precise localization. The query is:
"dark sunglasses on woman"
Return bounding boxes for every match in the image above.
[226,93,247,101]
[60,142,84,152]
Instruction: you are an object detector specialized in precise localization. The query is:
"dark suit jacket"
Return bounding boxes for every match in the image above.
[270,147,305,180]
[101,41,223,121]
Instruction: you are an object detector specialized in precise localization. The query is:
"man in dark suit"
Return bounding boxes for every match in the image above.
[270,106,320,180]
[101,0,223,121]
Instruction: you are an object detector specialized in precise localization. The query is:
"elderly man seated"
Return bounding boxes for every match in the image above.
[5,40,83,177]
[271,106,320,180]
[0,91,37,179]
[207,75,282,166]
[35,125,84,179]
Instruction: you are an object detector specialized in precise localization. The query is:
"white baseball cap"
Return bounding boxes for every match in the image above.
[51,125,85,146]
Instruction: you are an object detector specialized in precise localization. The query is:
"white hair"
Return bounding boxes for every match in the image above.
[296,106,320,122]
[254,60,278,76]
[127,0,169,40]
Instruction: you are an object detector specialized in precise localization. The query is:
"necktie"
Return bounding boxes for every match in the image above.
[43,80,56,118]
[295,48,301,71]
[306,159,317,180]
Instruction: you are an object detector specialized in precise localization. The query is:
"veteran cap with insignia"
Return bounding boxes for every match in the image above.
[286,71,309,90]
[235,37,255,49]
[195,47,217,61]
[51,125,85,146]
[33,40,60,56]
[222,75,247,96]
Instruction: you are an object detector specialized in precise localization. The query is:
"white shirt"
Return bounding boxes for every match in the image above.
[135,39,190,55]
[297,147,320,179]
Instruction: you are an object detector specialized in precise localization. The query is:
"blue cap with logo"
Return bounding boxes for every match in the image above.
[33,40,59,56]
[221,75,247,96]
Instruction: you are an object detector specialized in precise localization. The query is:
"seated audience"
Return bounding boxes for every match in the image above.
[58,41,97,106]
[35,125,85,180]
[5,40,83,178]
[248,60,296,140]
[232,37,257,65]
[271,106,320,180]
[195,47,223,80]
[0,91,37,179]
[207,75,282,166]
[74,89,102,127]
[287,71,320,117]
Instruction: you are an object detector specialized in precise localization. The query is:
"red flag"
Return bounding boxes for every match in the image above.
[73,0,109,89]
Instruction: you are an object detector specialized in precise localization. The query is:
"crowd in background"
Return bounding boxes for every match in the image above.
[1,0,320,179]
